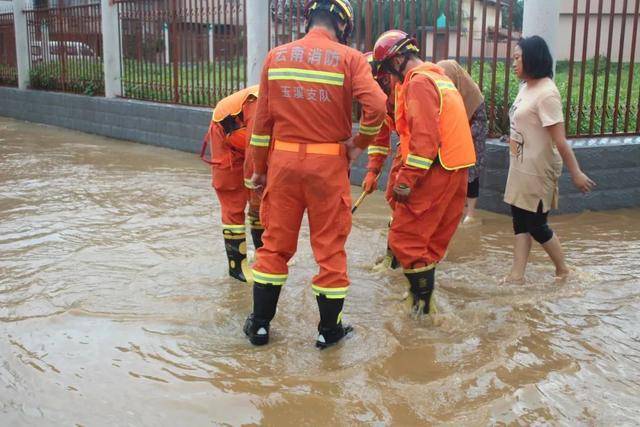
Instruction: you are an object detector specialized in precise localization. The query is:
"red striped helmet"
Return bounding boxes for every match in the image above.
[373,30,419,63]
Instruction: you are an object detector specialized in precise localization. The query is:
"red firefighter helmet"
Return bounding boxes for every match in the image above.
[373,30,419,63]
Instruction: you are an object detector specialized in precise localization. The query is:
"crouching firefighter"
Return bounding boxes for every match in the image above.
[201,85,264,283]
[373,30,476,315]
[243,0,387,348]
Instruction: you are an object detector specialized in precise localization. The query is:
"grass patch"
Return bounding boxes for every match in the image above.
[469,58,640,136]
[121,58,246,106]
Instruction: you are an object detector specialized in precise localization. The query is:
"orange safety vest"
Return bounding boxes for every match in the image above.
[395,63,475,171]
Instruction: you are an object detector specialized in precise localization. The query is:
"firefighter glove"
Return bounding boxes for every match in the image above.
[362,169,380,194]
[392,183,411,203]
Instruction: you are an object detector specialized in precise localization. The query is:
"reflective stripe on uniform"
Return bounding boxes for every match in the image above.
[248,215,264,230]
[435,80,457,91]
[367,145,390,156]
[312,284,348,299]
[252,269,288,285]
[222,223,246,239]
[244,178,254,189]
[249,222,264,230]
[250,134,270,147]
[359,122,383,136]
[268,68,345,86]
[222,224,246,233]
[405,153,433,170]
[403,263,436,274]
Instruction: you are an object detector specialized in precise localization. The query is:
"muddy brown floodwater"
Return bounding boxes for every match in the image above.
[1,116,639,426]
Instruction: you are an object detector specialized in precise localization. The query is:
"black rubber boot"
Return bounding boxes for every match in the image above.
[388,246,400,270]
[404,267,436,315]
[244,283,281,346]
[249,216,264,250]
[386,218,399,269]
[223,233,249,283]
[315,295,353,349]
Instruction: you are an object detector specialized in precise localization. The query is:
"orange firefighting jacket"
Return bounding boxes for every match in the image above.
[366,82,400,172]
[249,27,387,174]
[201,85,259,167]
[366,114,395,172]
[395,62,475,188]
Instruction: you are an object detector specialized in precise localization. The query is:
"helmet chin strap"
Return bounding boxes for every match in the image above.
[338,30,348,44]
[397,55,410,79]
[384,55,409,81]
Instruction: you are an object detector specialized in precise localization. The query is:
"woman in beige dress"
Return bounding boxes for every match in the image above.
[504,36,595,282]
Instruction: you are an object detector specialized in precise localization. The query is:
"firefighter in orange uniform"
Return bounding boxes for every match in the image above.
[201,85,263,283]
[361,52,401,270]
[243,0,387,348]
[373,30,476,315]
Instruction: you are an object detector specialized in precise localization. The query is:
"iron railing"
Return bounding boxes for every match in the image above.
[0,12,17,86]
[564,0,640,136]
[269,0,640,138]
[270,0,522,137]
[24,3,103,95]
[115,0,247,106]
[2,0,638,137]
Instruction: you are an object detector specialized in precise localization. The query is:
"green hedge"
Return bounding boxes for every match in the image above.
[0,64,18,87]
[29,60,104,96]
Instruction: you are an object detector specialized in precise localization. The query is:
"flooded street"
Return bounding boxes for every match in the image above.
[1,116,639,425]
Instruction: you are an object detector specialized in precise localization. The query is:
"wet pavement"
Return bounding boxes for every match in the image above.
[1,116,639,425]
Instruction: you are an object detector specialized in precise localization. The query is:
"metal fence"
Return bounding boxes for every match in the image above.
[3,0,639,137]
[115,0,247,106]
[269,0,640,138]
[0,12,17,86]
[564,0,640,136]
[270,0,522,137]
[24,3,103,95]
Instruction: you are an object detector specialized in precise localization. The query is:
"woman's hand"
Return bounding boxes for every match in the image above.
[571,170,596,193]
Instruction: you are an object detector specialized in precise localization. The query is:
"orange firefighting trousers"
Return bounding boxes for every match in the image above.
[388,163,468,269]
[212,160,260,231]
[252,142,351,298]
[385,150,403,211]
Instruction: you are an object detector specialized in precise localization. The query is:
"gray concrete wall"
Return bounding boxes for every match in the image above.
[2,87,640,214]
[476,138,640,214]
[0,87,210,154]
[348,135,640,214]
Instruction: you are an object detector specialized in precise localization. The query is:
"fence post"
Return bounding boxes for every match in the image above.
[101,0,122,98]
[246,0,269,86]
[164,22,169,65]
[522,0,560,74]
[13,0,30,89]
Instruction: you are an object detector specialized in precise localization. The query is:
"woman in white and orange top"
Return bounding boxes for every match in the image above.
[504,36,595,283]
